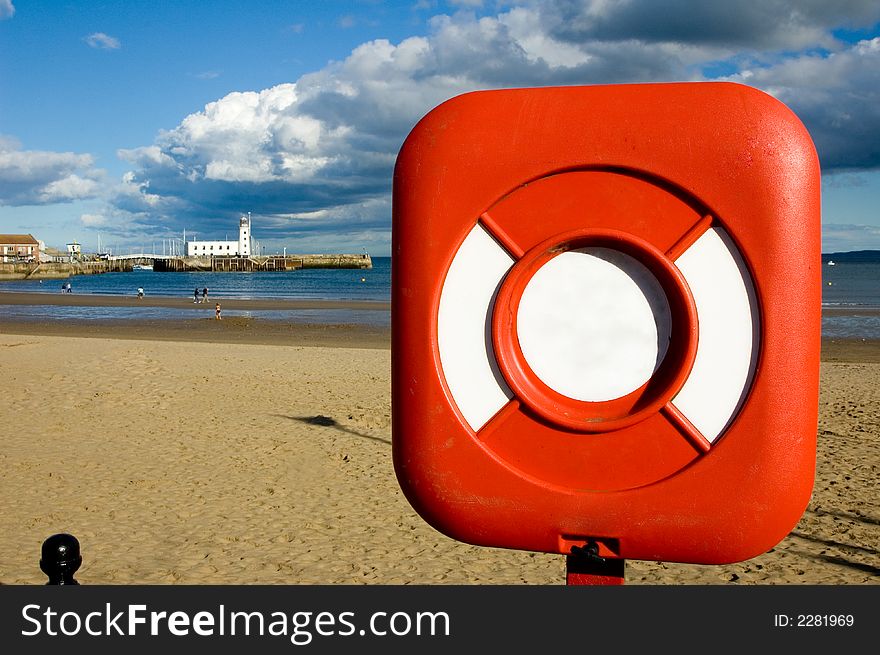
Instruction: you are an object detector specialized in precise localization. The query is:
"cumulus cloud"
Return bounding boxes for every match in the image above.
[84,32,121,50]
[0,137,105,206]
[110,1,880,250]
[0,1,14,21]
[120,85,349,187]
[726,38,880,170]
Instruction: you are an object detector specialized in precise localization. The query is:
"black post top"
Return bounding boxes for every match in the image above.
[40,533,82,585]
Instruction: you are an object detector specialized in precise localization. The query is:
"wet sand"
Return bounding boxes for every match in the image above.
[0,316,391,349]
[0,309,877,585]
[0,291,389,312]
[0,291,390,349]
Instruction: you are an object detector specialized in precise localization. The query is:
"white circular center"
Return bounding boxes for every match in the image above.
[517,247,671,402]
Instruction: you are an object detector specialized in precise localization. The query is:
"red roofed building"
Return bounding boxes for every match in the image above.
[0,234,40,262]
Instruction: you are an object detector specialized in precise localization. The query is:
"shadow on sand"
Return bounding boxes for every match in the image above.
[275,414,391,446]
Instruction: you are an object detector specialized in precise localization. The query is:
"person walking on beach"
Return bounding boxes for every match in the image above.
[203,287,209,302]
[215,303,222,320]
[66,282,72,293]
[193,287,200,303]
[137,286,144,300]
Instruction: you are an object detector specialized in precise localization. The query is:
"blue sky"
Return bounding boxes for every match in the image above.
[1,0,879,255]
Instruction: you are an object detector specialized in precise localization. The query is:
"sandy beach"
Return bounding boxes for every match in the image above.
[0,300,877,584]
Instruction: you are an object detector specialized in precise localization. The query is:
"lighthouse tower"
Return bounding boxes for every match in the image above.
[238,212,251,256]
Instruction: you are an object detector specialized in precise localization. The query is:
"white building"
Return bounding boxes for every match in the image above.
[66,241,82,261]
[186,213,252,257]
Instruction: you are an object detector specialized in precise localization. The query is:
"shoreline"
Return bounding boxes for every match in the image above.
[0,316,390,349]
[822,306,880,316]
[0,291,391,349]
[1,315,878,360]
[3,291,879,359]
[0,291,389,312]
[819,337,880,363]
[2,290,876,316]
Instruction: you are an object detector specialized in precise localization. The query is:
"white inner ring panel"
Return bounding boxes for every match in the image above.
[517,248,671,402]
[672,227,759,443]
[437,224,514,432]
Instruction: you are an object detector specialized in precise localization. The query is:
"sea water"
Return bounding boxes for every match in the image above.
[0,257,392,302]
[821,261,880,339]
[0,258,392,326]
[1,257,879,337]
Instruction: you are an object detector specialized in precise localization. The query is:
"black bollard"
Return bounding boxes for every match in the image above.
[40,533,82,585]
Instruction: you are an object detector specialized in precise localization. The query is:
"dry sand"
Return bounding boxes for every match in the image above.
[0,316,877,585]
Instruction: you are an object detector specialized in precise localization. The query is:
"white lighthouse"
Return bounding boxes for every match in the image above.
[239,212,251,256]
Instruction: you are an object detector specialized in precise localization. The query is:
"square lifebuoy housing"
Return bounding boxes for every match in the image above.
[392,83,820,565]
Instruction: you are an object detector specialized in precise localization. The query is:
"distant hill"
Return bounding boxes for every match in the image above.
[821,250,880,263]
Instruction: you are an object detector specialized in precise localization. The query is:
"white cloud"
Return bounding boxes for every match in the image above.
[0,134,20,150]
[109,1,880,250]
[257,197,393,253]
[0,138,105,206]
[725,38,880,170]
[39,175,100,203]
[278,196,390,225]
[84,32,121,50]
[822,223,880,253]
[500,6,591,67]
[0,1,14,21]
[134,85,345,184]
[80,213,108,227]
[118,145,176,168]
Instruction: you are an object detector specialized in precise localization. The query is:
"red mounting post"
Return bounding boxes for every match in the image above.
[565,543,625,585]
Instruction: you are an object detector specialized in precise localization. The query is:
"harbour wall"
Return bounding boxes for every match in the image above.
[0,260,132,281]
[155,254,372,272]
[0,254,372,279]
